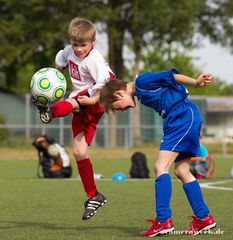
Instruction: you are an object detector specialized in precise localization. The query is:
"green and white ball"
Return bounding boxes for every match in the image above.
[30,67,67,104]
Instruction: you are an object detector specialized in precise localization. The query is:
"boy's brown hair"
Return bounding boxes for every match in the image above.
[68,17,96,43]
[99,78,127,113]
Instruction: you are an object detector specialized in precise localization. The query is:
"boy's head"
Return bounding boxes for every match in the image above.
[68,17,96,43]
[32,136,49,152]
[68,17,96,58]
[99,79,136,114]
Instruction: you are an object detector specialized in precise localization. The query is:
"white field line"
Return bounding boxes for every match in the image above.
[44,178,233,191]
[199,180,233,191]
[37,177,174,182]
[2,177,232,191]
[40,178,156,181]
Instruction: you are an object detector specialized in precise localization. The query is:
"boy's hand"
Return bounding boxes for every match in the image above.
[196,73,212,87]
[78,95,96,106]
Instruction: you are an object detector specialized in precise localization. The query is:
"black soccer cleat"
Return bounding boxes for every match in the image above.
[82,192,107,220]
[39,106,53,124]
[31,96,52,124]
[31,96,47,108]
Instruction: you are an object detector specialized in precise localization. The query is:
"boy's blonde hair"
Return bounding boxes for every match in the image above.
[99,78,127,114]
[68,17,96,43]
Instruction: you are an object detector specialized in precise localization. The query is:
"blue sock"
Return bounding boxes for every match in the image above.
[183,180,209,219]
[155,173,172,222]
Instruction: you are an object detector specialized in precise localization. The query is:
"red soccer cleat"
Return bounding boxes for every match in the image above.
[183,214,216,235]
[141,218,174,237]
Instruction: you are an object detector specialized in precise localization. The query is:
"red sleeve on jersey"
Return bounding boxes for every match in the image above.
[109,71,116,79]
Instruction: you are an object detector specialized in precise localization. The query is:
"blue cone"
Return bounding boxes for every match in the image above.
[112,172,127,181]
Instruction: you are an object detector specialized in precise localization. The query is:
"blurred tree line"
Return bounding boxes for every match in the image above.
[1,0,233,95]
[1,0,233,147]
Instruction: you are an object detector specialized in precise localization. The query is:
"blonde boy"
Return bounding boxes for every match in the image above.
[33,17,115,220]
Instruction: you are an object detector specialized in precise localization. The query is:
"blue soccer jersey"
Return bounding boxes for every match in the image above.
[135,69,202,160]
[135,69,188,118]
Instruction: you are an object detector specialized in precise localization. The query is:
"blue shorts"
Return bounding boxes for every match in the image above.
[160,99,202,161]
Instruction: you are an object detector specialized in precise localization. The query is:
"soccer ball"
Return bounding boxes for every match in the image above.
[30,67,67,105]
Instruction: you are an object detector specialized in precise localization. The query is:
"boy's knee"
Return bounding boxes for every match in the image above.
[174,168,192,182]
[154,164,168,177]
[73,149,87,160]
[174,168,182,179]
[66,98,81,112]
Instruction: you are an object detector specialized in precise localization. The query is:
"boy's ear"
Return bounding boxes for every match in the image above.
[92,38,96,44]
[114,90,124,98]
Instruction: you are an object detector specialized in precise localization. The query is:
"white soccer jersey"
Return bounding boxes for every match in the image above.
[55,45,115,98]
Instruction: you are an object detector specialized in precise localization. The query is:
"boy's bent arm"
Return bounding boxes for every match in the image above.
[173,74,197,87]
[78,93,100,106]
[174,73,212,87]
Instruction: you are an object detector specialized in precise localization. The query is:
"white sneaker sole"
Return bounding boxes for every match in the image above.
[193,222,216,235]
[148,227,175,237]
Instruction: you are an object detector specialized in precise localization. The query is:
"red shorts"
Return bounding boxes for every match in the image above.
[71,91,104,145]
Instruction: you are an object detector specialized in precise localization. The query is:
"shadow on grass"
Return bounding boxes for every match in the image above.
[0,221,142,237]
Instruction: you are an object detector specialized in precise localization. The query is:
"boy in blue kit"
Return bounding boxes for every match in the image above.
[98,69,216,236]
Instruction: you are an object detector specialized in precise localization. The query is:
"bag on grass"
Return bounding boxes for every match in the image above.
[130,152,150,178]
[32,135,72,178]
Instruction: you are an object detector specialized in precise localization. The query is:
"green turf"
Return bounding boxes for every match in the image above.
[0,147,233,240]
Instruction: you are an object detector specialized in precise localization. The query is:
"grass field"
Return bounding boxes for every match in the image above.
[0,145,233,240]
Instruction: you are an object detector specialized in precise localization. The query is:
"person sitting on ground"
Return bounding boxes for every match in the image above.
[32,135,72,178]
